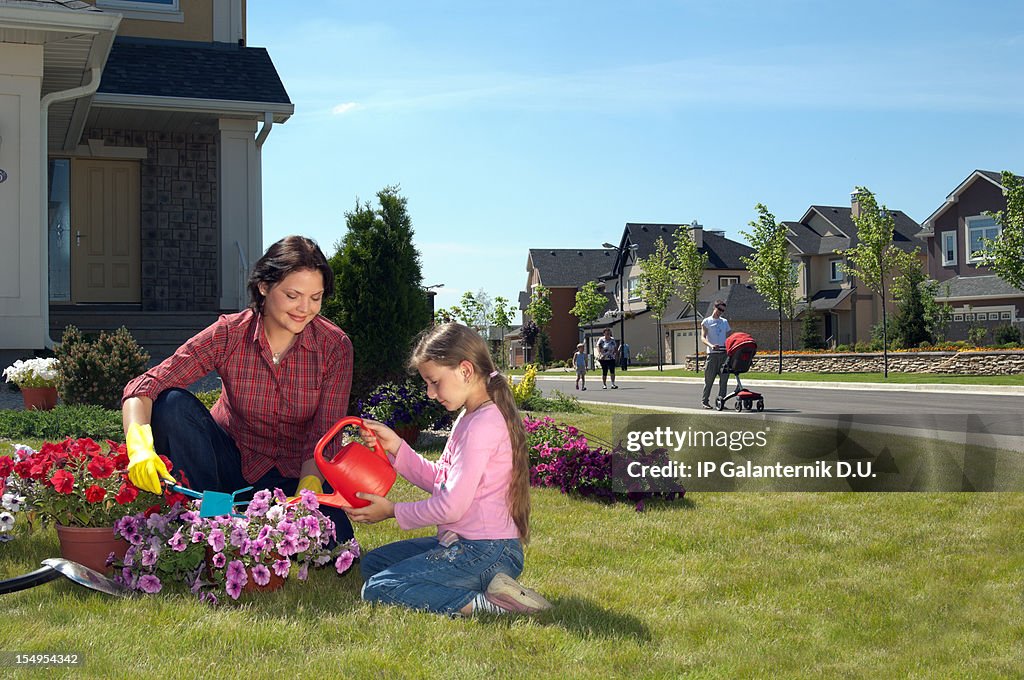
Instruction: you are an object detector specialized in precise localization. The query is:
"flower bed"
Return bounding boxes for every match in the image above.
[524,416,683,511]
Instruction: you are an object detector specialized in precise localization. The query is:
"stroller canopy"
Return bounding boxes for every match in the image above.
[725,332,756,356]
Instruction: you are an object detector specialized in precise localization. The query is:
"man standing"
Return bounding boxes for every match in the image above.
[701,299,732,408]
[597,327,620,389]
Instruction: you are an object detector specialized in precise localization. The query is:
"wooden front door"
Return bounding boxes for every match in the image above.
[71,159,140,303]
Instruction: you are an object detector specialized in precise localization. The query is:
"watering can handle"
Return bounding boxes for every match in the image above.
[314,416,390,470]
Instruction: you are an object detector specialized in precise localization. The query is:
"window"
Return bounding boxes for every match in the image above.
[718,275,739,290]
[627,276,641,301]
[97,0,182,22]
[966,215,1000,263]
[941,231,957,266]
[829,258,844,282]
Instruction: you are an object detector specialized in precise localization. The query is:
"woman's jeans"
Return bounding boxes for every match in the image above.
[150,388,354,544]
[360,536,524,614]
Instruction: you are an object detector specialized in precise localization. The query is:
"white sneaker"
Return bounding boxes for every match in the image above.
[484,573,553,613]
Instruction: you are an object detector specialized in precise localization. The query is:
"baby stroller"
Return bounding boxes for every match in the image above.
[715,332,765,412]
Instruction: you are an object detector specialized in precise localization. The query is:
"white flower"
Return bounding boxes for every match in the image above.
[2,493,25,512]
[0,512,14,532]
[2,357,59,388]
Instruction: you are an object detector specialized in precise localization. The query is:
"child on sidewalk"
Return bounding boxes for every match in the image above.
[573,343,588,391]
[346,323,552,616]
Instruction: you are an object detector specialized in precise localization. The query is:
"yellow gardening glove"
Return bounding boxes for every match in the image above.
[126,423,172,494]
[289,475,323,501]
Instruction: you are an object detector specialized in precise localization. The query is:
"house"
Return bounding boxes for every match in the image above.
[607,223,754,364]
[0,0,291,359]
[517,249,617,363]
[918,170,1024,338]
[782,193,923,346]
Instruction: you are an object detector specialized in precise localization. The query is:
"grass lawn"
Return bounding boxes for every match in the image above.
[516,367,1024,386]
[2,406,1022,677]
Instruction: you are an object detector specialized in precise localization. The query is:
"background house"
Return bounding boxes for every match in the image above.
[0,0,291,360]
[610,223,753,364]
[918,169,1024,339]
[518,248,617,364]
[783,194,923,347]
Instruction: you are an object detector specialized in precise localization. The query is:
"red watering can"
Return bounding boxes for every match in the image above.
[313,416,396,509]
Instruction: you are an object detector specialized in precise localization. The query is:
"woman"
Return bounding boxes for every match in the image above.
[121,235,354,542]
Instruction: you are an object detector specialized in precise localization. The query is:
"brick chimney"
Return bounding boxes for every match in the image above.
[689,220,703,249]
[850,188,862,218]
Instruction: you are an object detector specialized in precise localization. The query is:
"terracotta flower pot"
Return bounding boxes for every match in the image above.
[21,386,58,411]
[55,525,129,575]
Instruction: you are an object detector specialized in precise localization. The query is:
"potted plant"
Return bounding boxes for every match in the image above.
[3,357,60,410]
[112,488,360,604]
[357,379,454,445]
[0,439,177,573]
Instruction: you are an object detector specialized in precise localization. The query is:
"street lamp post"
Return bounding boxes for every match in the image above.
[601,242,639,355]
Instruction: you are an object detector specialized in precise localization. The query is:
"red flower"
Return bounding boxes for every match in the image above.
[13,460,33,479]
[50,469,75,494]
[112,453,130,470]
[28,458,53,481]
[165,490,188,507]
[115,482,139,505]
[143,504,163,518]
[159,455,174,474]
[0,456,13,478]
[87,456,116,479]
[85,485,107,503]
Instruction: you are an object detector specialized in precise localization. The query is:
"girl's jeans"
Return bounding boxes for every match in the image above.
[360,535,524,614]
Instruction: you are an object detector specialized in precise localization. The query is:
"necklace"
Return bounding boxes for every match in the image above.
[272,351,282,365]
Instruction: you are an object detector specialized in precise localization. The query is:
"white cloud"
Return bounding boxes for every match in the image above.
[330,102,361,115]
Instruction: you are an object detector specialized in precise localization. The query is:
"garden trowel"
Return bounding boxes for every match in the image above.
[0,558,129,597]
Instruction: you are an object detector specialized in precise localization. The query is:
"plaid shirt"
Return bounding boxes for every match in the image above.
[123,309,353,482]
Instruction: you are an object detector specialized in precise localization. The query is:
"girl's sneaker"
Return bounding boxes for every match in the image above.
[484,573,553,613]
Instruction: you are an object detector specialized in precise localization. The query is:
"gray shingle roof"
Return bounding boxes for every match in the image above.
[526,248,617,287]
[623,223,754,270]
[808,287,855,310]
[715,284,791,322]
[935,275,1024,299]
[98,37,291,105]
[789,206,922,255]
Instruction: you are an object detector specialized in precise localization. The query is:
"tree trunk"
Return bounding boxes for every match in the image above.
[777,306,783,374]
[693,296,701,374]
[881,272,889,378]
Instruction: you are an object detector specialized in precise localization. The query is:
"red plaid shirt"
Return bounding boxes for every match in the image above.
[122,309,353,482]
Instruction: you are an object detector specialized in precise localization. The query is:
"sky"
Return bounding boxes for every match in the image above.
[248,0,1024,311]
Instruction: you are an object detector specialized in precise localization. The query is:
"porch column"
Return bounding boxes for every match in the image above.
[0,44,44,349]
[217,118,262,311]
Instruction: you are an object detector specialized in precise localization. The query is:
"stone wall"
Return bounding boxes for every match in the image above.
[85,128,219,311]
[683,350,1024,375]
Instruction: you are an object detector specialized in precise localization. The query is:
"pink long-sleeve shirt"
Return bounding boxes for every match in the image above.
[390,402,520,540]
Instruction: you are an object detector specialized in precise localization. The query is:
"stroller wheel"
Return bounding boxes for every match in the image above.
[756,399,764,412]
[734,399,742,411]
[715,397,724,411]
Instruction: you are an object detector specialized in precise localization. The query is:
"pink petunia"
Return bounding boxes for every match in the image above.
[272,559,291,578]
[138,575,162,594]
[250,564,271,587]
[334,551,355,574]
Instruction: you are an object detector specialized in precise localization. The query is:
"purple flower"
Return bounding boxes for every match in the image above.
[247,490,271,516]
[272,559,291,578]
[180,510,200,525]
[207,528,226,553]
[168,529,187,552]
[226,579,242,600]
[200,591,219,606]
[229,525,248,548]
[190,530,206,544]
[257,525,274,543]
[211,552,227,569]
[300,516,321,538]
[348,539,360,559]
[272,488,288,504]
[146,512,170,534]
[297,563,309,581]
[334,551,355,574]
[294,536,310,554]
[299,488,319,510]
[251,564,271,587]
[278,533,299,557]
[141,549,159,567]
[138,574,162,594]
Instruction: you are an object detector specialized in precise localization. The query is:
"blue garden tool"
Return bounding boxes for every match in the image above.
[167,483,253,518]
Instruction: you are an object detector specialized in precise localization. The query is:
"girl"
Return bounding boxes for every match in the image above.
[346,323,551,616]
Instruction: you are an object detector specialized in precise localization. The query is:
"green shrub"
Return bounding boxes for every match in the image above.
[0,404,123,441]
[993,324,1021,345]
[194,389,221,410]
[55,325,150,410]
[834,344,851,353]
[521,389,585,414]
[967,326,988,347]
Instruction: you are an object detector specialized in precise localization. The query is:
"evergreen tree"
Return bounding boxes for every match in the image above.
[324,186,431,402]
[800,314,827,350]
[890,264,932,348]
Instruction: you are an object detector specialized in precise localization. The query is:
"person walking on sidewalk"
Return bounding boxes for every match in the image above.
[597,328,620,389]
[701,299,732,408]
[573,343,589,391]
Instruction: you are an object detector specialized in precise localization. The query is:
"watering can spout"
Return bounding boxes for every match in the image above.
[313,416,396,509]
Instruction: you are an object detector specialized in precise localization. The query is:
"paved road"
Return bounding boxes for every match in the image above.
[536,375,1024,441]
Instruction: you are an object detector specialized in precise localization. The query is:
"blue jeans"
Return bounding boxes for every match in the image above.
[150,388,354,544]
[360,536,524,614]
